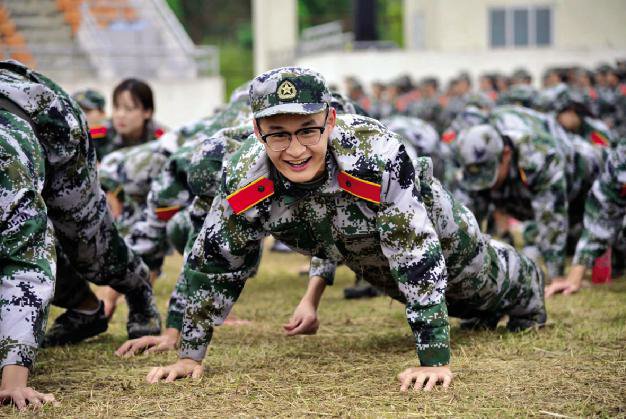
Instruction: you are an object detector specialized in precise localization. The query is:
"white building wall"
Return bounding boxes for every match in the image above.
[404,0,626,52]
[60,77,225,129]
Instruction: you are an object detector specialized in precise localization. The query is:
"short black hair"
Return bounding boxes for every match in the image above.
[112,78,154,113]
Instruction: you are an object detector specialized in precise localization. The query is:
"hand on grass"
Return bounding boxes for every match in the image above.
[0,365,57,410]
[115,328,179,357]
[398,366,453,391]
[545,265,585,298]
[283,300,319,336]
[146,359,203,384]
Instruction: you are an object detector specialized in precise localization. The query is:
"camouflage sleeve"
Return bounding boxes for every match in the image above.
[378,146,450,367]
[179,190,265,361]
[165,196,213,330]
[522,142,569,278]
[0,118,55,370]
[573,142,626,267]
[126,157,192,270]
[308,257,337,285]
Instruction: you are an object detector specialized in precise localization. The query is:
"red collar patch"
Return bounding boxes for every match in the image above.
[590,131,609,147]
[227,177,275,215]
[155,205,181,221]
[441,130,456,144]
[90,125,107,139]
[338,171,381,204]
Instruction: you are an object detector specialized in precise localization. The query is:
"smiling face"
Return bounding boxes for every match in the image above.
[255,108,336,183]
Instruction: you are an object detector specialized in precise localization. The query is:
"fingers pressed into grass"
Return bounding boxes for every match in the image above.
[398,366,453,392]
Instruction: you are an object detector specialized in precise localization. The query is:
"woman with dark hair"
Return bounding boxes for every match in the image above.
[92,78,166,162]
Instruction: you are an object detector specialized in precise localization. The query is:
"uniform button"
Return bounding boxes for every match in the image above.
[258,185,265,192]
[345,181,352,188]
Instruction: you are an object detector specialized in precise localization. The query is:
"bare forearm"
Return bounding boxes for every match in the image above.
[1,365,28,390]
[303,276,326,309]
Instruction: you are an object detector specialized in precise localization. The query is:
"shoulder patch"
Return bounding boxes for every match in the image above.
[155,205,181,221]
[441,130,456,144]
[338,171,381,204]
[227,176,275,215]
[590,131,609,147]
[90,125,107,139]
[154,128,165,138]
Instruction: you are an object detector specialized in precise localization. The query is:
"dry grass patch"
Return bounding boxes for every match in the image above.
[11,249,626,417]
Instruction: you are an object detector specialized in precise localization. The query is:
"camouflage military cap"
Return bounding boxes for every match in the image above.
[552,86,592,116]
[72,89,106,111]
[466,92,495,110]
[455,124,504,191]
[497,84,537,107]
[249,67,332,118]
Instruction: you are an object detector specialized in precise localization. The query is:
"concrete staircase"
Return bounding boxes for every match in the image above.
[2,0,95,80]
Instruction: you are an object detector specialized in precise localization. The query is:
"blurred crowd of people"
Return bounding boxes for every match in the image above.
[342,61,626,137]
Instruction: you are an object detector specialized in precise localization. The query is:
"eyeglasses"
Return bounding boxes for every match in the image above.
[258,108,329,152]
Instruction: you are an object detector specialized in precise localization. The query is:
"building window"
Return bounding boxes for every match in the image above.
[489,6,552,48]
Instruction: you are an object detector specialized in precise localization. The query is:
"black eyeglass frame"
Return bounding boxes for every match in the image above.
[257,106,330,152]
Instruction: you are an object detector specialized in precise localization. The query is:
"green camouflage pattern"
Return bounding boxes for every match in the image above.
[92,118,165,162]
[0,111,54,370]
[125,94,252,271]
[180,113,546,367]
[573,137,626,266]
[249,67,332,118]
[182,114,450,367]
[72,89,105,111]
[0,60,153,368]
[455,124,504,191]
[455,123,569,278]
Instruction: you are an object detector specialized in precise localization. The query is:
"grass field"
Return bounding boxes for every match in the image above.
[19,248,626,417]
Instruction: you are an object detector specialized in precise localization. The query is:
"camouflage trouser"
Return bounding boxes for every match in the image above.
[357,237,546,329]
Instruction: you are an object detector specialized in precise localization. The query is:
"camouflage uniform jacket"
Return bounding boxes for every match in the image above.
[490,105,603,201]
[0,111,55,370]
[125,101,252,270]
[573,138,626,267]
[92,118,166,162]
[466,131,569,278]
[181,114,449,367]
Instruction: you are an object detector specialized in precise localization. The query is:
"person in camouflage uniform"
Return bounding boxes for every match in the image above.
[92,78,166,162]
[0,60,160,409]
[144,67,545,392]
[117,93,369,355]
[72,89,108,139]
[546,137,626,297]
[454,124,569,282]
[116,123,255,356]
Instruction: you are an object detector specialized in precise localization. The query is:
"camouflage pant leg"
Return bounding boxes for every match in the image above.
[489,239,546,328]
[0,117,55,369]
[166,208,192,255]
[42,125,150,295]
[51,239,93,309]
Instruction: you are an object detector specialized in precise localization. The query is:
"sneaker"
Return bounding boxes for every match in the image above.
[343,280,382,299]
[42,302,108,347]
[459,315,500,331]
[507,307,547,332]
[125,284,162,339]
